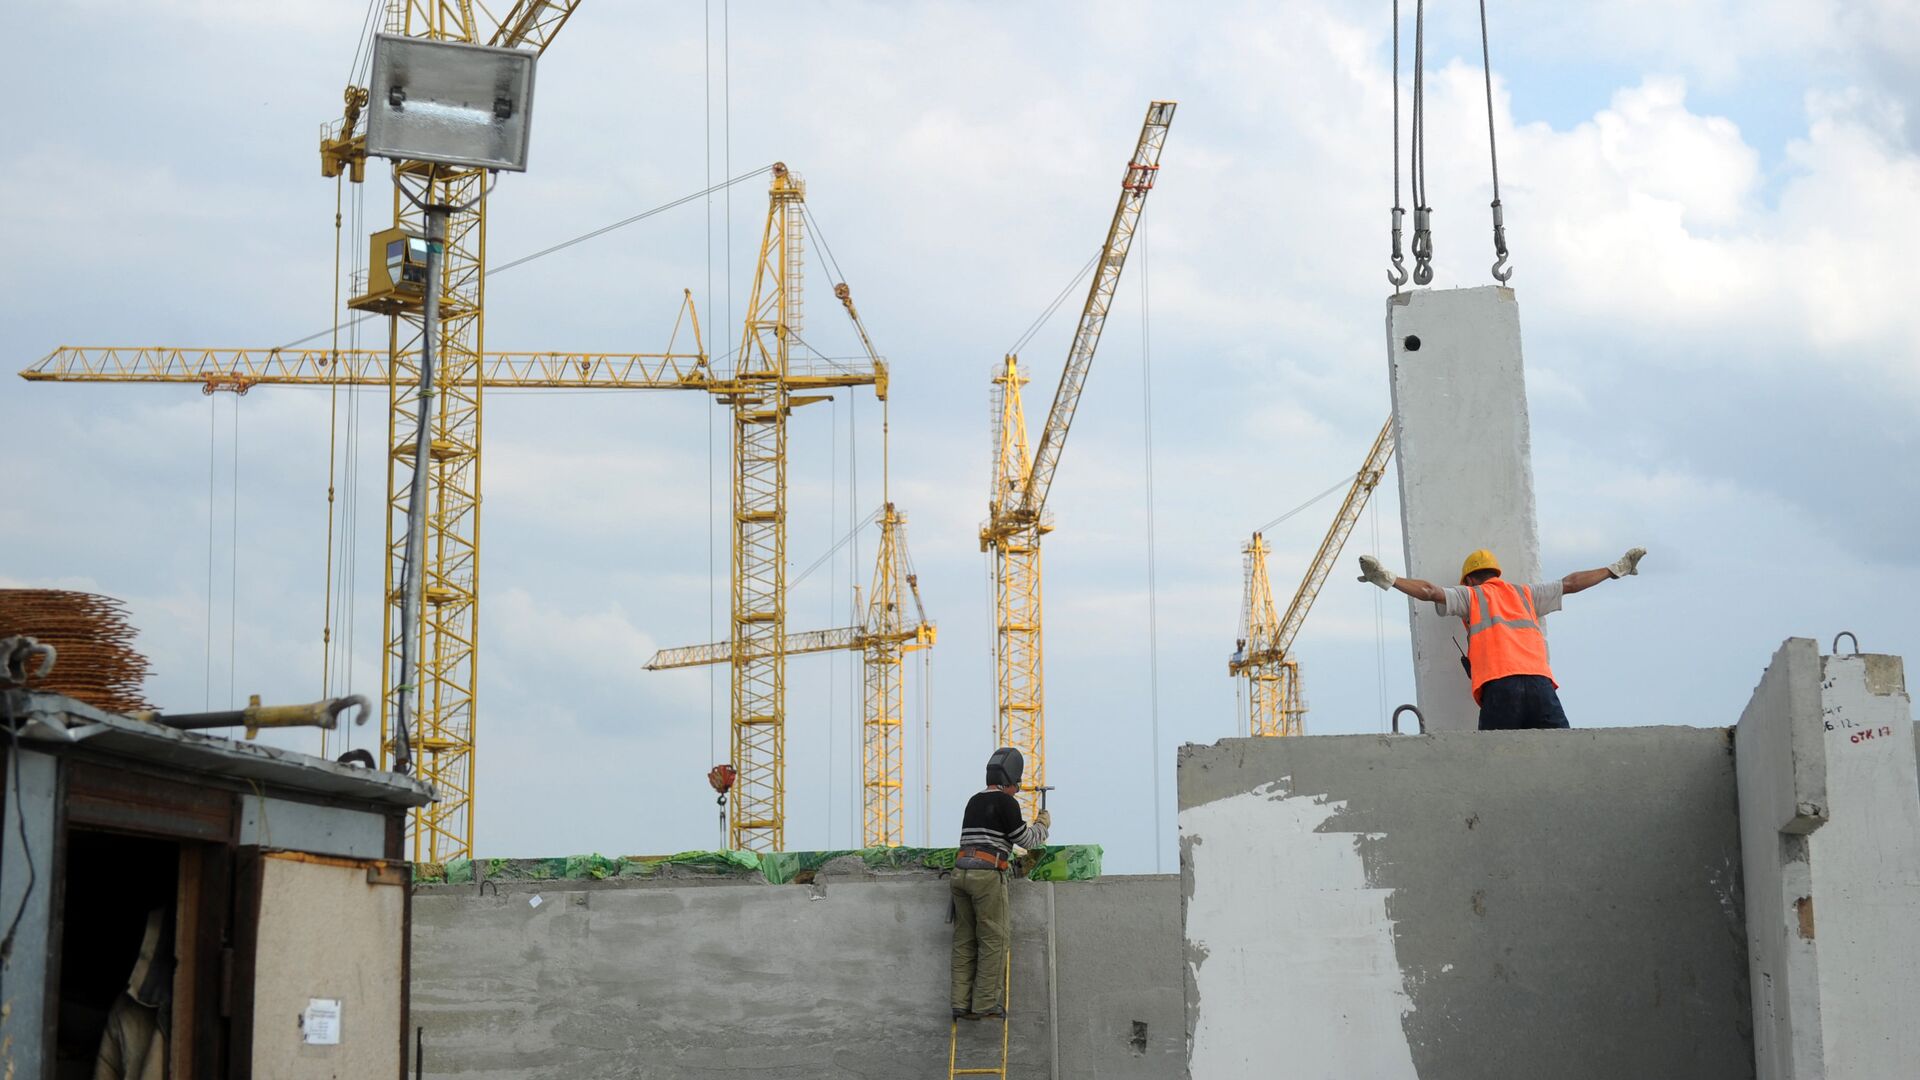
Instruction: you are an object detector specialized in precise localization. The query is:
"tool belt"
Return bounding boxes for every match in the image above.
[955,847,1009,871]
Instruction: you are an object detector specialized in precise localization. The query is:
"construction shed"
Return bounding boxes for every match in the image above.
[0,689,433,1079]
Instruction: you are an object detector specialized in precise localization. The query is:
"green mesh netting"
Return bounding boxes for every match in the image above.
[412,845,1102,885]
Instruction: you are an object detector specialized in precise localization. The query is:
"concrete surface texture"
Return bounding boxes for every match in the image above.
[1179,728,1751,1080]
[1737,640,1920,1079]
[410,871,1182,1079]
[1384,285,1543,732]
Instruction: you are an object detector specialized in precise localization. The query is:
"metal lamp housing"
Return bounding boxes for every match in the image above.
[364,34,537,172]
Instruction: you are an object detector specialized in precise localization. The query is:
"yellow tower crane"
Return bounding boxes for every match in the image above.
[24,164,882,858]
[1229,418,1396,735]
[980,101,1174,819]
[645,281,931,849]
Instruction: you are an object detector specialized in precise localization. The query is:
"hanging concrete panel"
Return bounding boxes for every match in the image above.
[1384,286,1542,732]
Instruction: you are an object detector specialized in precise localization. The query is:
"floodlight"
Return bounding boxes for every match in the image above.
[364,34,537,172]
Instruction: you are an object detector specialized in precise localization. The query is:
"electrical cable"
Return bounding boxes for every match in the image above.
[0,711,37,992]
[229,398,241,731]
[205,396,216,711]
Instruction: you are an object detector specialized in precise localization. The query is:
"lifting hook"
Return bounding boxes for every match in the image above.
[1388,206,1410,289]
[1411,206,1434,286]
[1488,199,1513,283]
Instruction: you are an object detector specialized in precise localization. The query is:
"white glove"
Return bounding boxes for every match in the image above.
[1035,809,1052,829]
[1608,547,1647,578]
[1357,555,1397,591]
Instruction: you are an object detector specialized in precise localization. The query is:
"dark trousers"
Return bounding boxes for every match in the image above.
[1477,674,1570,730]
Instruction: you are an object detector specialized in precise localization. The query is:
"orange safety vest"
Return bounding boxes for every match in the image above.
[1462,579,1555,704]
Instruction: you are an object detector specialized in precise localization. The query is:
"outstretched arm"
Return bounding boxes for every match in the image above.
[1562,547,1647,596]
[1357,555,1444,602]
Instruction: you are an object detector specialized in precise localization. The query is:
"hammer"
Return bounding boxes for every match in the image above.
[1032,785,1056,812]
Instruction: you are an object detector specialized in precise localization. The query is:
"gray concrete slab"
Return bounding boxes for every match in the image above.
[410,873,1182,1079]
[1737,642,1920,1080]
[1384,286,1544,732]
[1180,728,1751,1080]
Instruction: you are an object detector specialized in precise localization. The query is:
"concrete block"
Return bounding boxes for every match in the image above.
[409,874,1183,1079]
[1385,286,1542,732]
[1738,641,1920,1079]
[1179,728,1750,1080]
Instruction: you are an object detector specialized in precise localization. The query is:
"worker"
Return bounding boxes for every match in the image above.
[1355,547,1646,729]
[950,747,1050,1022]
[93,907,171,1080]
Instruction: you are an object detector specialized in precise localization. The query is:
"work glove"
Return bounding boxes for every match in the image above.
[1356,555,1397,591]
[1035,809,1052,829]
[1607,547,1647,578]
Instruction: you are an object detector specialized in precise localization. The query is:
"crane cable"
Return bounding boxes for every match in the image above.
[1139,210,1164,874]
[1479,0,1513,282]
[1008,253,1099,359]
[1387,0,1408,289]
[1410,0,1433,285]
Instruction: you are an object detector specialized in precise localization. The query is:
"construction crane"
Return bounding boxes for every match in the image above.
[1230,533,1302,736]
[979,101,1175,819]
[645,504,933,847]
[24,163,883,858]
[646,282,931,849]
[1229,418,1395,735]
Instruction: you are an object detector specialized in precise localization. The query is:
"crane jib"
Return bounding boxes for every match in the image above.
[1015,100,1176,519]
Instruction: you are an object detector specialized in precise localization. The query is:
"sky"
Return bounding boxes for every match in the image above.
[3,1,1917,875]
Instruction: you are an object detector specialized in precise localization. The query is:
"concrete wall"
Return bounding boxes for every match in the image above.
[1737,640,1920,1079]
[1179,729,1751,1080]
[1385,286,1543,732]
[410,871,1182,1079]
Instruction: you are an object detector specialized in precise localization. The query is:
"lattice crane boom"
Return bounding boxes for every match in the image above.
[980,101,1175,821]
[1230,417,1395,736]
[1017,101,1176,519]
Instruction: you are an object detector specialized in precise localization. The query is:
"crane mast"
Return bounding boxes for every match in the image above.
[981,101,1175,820]
[1230,418,1396,735]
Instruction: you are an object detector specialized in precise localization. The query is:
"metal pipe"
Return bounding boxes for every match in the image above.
[394,203,448,776]
[143,694,369,738]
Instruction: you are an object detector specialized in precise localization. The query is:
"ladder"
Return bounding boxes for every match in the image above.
[947,953,1012,1077]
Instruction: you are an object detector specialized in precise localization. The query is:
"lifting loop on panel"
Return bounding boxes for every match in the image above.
[1392,703,1426,735]
[1832,631,1861,657]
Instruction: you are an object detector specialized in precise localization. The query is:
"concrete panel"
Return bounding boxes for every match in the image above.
[410,873,1182,1079]
[1739,642,1920,1079]
[0,749,58,1080]
[1385,286,1542,732]
[1736,639,1828,1080]
[238,793,387,859]
[1180,729,1751,1080]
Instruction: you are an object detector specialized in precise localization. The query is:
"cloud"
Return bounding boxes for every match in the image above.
[5,0,1917,873]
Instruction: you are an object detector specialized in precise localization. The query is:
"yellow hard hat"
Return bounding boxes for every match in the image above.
[1460,549,1502,583]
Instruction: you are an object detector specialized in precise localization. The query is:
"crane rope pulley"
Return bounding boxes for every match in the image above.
[1388,0,1512,286]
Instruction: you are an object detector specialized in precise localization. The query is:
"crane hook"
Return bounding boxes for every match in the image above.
[1489,199,1513,284]
[1411,206,1434,286]
[1388,206,1410,289]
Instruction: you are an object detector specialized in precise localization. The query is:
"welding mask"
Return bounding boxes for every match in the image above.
[985,746,1024,788]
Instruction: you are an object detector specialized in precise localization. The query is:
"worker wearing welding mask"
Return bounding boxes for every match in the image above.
[949,747,1049,1021]
[1355,546,1645,730]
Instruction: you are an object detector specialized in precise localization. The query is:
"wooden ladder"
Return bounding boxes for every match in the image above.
[947,953,1012,1077]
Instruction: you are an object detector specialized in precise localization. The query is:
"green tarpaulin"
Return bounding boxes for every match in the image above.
[413,845,1101,886]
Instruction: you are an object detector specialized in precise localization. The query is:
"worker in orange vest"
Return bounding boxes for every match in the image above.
[1355,546,1645,729]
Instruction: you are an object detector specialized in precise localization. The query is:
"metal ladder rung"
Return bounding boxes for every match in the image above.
[947,952,1012,1078]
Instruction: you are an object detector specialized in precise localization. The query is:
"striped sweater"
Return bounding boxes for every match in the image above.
[956,789,1048,863]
